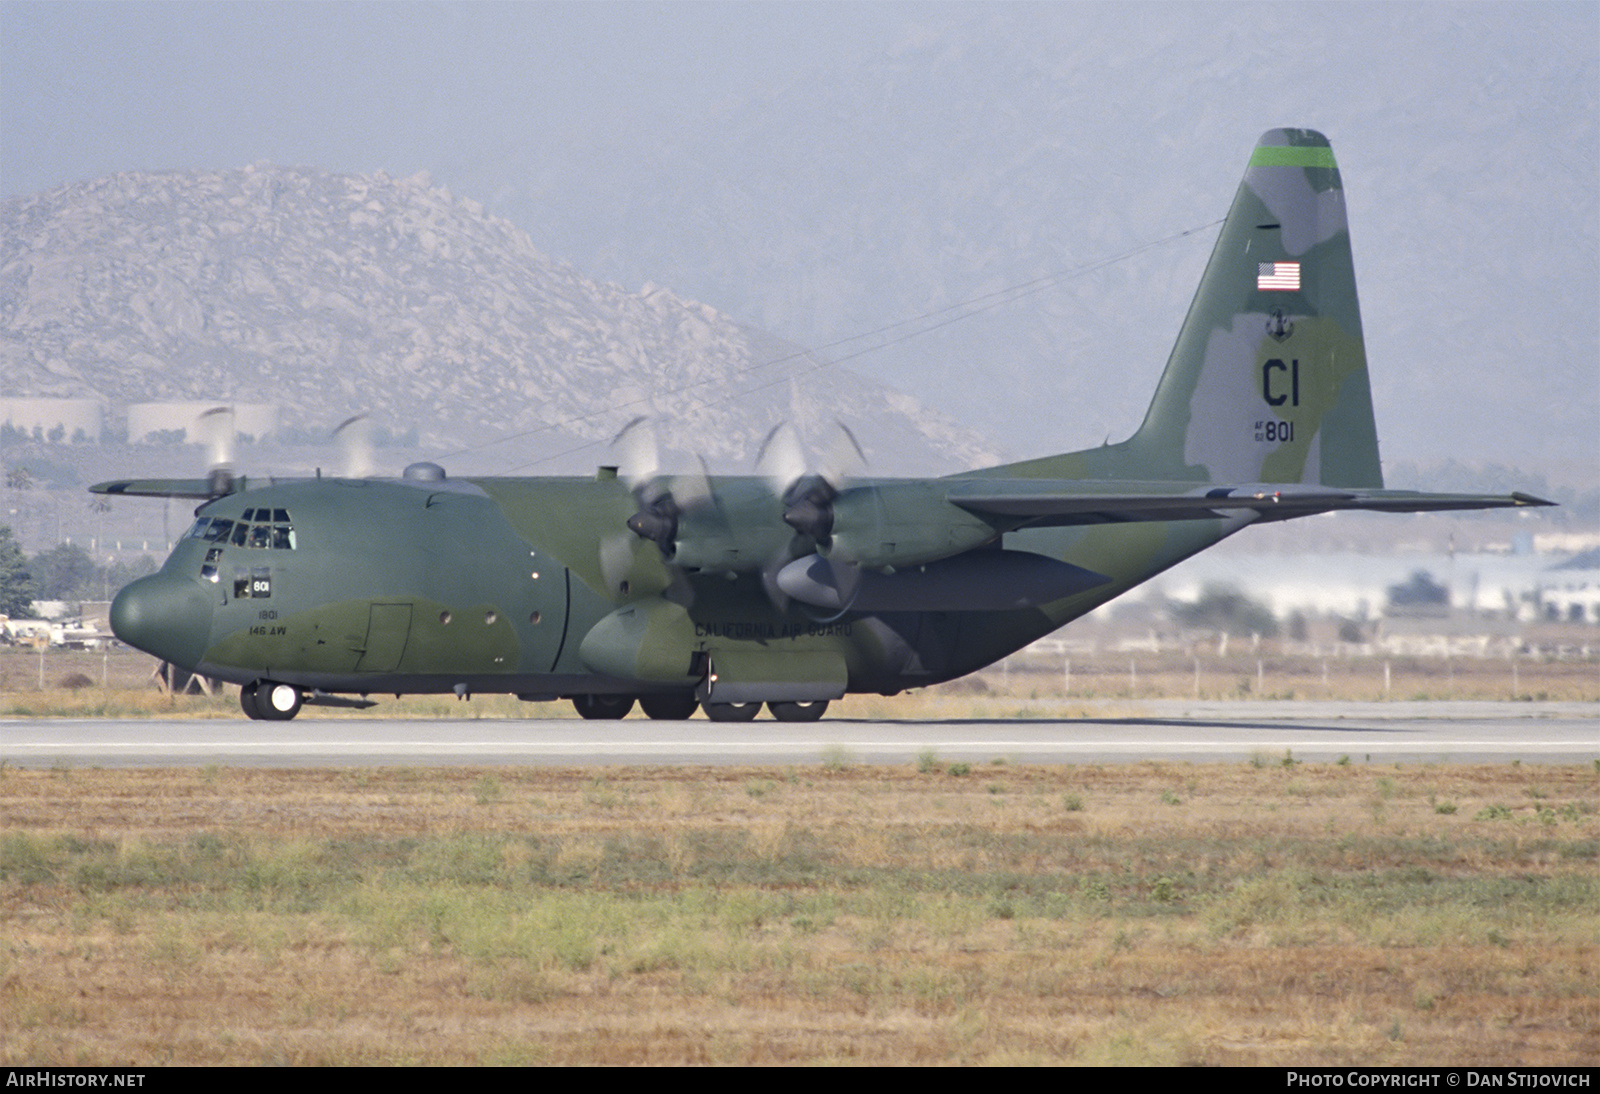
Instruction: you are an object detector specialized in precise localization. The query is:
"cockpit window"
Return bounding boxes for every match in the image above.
[188,512,295,549]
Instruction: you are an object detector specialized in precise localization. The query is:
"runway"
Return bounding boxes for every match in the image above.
[3,701,1595,767]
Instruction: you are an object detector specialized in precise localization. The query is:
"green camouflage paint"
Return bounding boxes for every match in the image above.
[95,130,1550,718]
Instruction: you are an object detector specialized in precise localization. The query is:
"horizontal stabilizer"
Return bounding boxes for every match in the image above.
[947,481,1554,528]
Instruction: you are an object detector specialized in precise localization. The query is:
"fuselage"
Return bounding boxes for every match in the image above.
[110,470,1242,704]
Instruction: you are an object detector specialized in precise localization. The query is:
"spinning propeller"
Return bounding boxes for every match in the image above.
[332,414,375,478]
[607,417,871,611]
[601,417,719,600]
[613,416,717,558]
[757,421,866,549]
[195,406,239,497]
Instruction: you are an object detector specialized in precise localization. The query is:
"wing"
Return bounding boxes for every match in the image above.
[89,478,237,499]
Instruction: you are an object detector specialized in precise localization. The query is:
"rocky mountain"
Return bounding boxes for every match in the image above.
[0,165,1001,476]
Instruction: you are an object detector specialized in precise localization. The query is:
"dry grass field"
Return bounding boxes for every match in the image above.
[3,643,1596,1063]
[2,759,1595,1065]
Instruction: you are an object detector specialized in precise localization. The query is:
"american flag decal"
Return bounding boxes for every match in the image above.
[1257,261,1301,291]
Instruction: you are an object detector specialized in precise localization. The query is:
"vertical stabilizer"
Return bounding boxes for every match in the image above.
[1125,128,1383,487]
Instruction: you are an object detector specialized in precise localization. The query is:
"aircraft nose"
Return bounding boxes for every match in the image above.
[110,573,214,668]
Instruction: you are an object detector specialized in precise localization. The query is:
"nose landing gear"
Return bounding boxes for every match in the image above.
[241,681,303,721]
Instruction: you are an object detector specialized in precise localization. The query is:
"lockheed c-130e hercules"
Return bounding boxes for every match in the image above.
[96,129,1551,722]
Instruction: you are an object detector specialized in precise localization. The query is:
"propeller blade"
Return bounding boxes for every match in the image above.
[612,416,659,488]
[196,406,234,470]
[820,421,867,486]
[333,414,375,478]
[195,406,237,497]
[755,422,807,496]
[669,454,715,513]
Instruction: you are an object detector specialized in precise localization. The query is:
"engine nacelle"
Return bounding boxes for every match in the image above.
[826,482,999,570]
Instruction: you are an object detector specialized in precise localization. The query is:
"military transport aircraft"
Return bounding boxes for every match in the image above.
[93,129,1551,722]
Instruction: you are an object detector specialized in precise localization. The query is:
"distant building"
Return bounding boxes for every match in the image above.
[1540,550,1600,624]
[0,397,105,442]
[126,402,278,444]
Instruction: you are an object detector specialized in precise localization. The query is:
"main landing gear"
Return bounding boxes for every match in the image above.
[573,694,635,720]
[572,696,831,722]
[703,700,828,722]
[241,681,303,721]
[639,695,700,720]
[703,701,761,722]
[766,700,829,722]
[572,694,703,720]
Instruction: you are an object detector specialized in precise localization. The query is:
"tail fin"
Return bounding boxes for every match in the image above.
[1129,127,1383,487]
[997,129,1384,488]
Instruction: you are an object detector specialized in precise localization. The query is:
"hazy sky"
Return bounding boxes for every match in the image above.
[5,1,1596,482]
[2,1,934,200]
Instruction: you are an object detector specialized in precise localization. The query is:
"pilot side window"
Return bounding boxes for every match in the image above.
[199,519,233,543]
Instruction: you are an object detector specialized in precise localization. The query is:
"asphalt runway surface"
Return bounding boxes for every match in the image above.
[3,701,1594,767]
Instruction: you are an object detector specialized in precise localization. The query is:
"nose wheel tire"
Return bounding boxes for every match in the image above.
[573,694,635,720]
[639,695,699,720]
[241,681,303,721]
[703,701,762,722]
[768,700,829,722]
